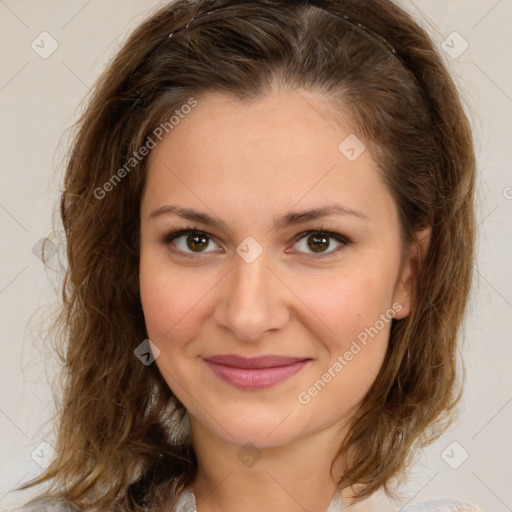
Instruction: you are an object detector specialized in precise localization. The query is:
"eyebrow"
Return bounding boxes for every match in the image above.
[149,203,368,230]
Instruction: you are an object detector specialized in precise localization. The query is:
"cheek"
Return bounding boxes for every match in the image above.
[299,267,395,344]
[296,265,397,395]
[302,275,393,402]
[140,260,211,344]
[139,260,218,400]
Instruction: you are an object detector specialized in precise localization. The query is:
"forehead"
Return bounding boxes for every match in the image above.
[154,89,351,163]
[142,89,396,228]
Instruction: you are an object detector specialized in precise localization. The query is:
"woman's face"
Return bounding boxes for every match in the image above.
[139,89,415,449]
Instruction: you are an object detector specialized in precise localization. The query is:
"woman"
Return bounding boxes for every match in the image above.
[15,0,480,510]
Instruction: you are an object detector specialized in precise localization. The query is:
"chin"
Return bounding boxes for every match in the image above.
[190,404,324,451]
[222,424,302,450]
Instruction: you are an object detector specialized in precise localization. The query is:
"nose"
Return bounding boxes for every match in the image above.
[213,248,290,343]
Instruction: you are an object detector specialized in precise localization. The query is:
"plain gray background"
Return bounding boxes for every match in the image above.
[1,0,511,510]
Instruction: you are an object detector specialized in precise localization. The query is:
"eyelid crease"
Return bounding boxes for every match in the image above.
[161,224,352,257]
[291,227,352,244]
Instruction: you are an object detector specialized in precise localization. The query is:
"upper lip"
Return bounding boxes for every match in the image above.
[203,354,309,369]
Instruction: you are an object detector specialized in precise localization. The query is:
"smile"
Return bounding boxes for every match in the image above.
[203,354,311,390]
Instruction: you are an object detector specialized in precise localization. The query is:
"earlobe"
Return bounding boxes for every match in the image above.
[393,227,432,320]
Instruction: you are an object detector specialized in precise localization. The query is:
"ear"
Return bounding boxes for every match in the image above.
[392,227,431,320]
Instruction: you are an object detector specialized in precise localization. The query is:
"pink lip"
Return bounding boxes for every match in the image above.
[203,354,310,390]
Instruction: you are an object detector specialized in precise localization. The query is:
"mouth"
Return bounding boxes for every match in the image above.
[203,354,311,390]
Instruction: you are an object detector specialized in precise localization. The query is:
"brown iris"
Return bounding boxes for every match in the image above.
[307,234,329,253]
[187,233,209,252]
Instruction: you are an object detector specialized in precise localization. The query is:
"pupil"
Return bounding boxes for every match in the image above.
[308,234,328,252]
[188,234,208,252]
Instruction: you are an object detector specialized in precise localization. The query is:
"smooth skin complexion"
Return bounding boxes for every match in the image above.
[139,88,429,512]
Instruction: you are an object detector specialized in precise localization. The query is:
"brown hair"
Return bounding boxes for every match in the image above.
[20,0,476,510]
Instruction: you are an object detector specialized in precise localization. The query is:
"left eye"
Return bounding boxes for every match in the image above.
[289,230,349,256]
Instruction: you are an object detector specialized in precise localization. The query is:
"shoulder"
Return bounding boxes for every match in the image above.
[348,489,483,512]
[10,498,81,512]
[400,498,483,512]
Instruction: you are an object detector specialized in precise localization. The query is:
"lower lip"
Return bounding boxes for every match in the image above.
[204,360,309,390]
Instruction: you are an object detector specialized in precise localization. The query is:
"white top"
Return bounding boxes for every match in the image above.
[172,487,481,512]
[12,488,482,512]
[172,486,343,511]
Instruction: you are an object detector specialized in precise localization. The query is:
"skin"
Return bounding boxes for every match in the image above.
[139,88,427,512]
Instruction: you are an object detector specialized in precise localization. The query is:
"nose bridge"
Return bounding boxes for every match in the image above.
[214,246,289,341]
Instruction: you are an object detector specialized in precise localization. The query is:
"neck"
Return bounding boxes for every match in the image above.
[189,417,358,512]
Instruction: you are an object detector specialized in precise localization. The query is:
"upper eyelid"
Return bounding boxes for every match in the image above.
[163,228,222,251]
[290,229,350,243]
[164,227,347,243]
[287,230,350,254]
[164,228,350,254]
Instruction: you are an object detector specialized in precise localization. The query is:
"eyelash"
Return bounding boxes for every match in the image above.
[162,225,352,258]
